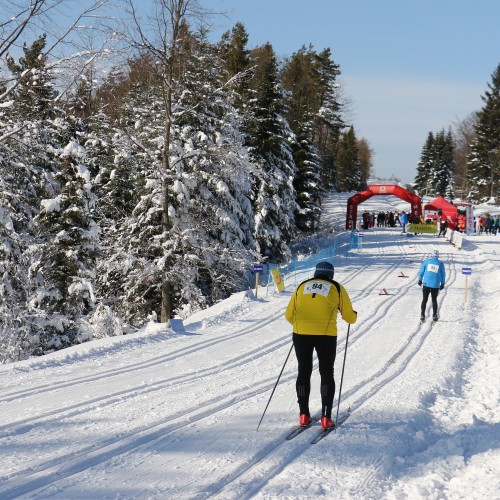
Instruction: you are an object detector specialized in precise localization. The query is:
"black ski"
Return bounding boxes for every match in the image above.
[310,412,351,444]
[285,416,319,440]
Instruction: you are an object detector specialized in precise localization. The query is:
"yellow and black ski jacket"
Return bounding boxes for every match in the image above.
[285,277,357,336]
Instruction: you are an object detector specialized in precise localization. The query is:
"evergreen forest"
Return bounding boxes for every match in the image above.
[0,1,498,362]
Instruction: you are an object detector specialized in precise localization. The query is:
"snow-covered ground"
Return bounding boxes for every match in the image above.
[0,192,498,499]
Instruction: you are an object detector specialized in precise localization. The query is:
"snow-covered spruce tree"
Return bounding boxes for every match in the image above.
[0,36,64,359]
[281,46,323,230]
[280,46,346,229]
[437,129,455,199]
[31,135,100,353]
[0,181,33,362]
[414,130,454,198]
[0,132,46,361]
[241,42,298,262]
[310,48,345,189]
[221,26,298,262]
[121,0,231,322]
[335,126,362,192]
[99,29,257,324]
[90,125,142,334]
[220,22,252,105]
[64,72,137,337]
[168,30,258,312]
[0,100,33,361]
[89,53,169,326]
[451,113,478,201]
[357,138,374,186]
[467,63,500,203]
[414,132,435,197]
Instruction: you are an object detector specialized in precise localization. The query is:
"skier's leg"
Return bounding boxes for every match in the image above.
[421,286,430,316]
[293,334,314,416]
[315,335,337,418]
[431,288,439,317]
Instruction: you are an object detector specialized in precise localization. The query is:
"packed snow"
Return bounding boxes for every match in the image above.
[0,192,498,499]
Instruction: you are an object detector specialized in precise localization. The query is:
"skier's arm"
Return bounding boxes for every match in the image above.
[440,262,446,286]
[339,285,357,324]
[417,262,426,281]
[284,292,296,325]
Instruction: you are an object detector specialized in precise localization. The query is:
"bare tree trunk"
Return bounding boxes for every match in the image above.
[161,72,173,322]
[158,0,191,321]
[160,279,172,323]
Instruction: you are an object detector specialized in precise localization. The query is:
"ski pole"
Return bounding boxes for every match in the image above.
[256,343,294,431]
[334,323,351,431]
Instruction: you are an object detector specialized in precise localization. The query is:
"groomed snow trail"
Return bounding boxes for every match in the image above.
[0,193,498,499]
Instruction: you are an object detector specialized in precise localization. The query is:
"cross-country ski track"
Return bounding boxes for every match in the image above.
[0,192,498,499]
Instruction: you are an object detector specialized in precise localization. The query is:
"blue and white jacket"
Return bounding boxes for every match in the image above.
[418,257,446,289]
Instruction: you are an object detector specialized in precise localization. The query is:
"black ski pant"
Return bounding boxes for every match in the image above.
[292,333,337,418]
[421,286,439,317]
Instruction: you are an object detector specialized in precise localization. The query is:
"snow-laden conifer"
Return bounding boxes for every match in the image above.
[467,64,500,203]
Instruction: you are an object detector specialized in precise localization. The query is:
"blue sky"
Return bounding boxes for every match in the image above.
[202,0,500,183]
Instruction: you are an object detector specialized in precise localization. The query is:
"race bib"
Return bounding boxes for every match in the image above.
[428,263,439,273]
[303,281,331,297]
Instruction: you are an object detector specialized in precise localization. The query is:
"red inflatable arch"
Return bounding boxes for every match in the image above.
[346,184,422,229]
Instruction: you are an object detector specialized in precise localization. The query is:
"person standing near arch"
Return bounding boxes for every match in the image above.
[400,211,409,233]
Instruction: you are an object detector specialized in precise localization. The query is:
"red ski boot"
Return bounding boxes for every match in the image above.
[321,417,335,429]
[299,414,312,427]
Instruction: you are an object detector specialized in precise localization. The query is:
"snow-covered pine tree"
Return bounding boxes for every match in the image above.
[221,26,299,261]
[163,28,258,314]
[311,48,345,189]
[429,130,454,198]
[281,46,323,230]
[451,113,478,201]
[60,64,145,335]
[89,52,170,326]
[244,42,298,262]
[467,63,500,203]
[98,28,258,324]
[414,130,454,198]
[31,134,100,353]
[357,138,374,186]
[0,36,63,359]
[221,22,252,104]
[335,126,362,192]
[0,174,33,361]
[414,132,435,197]
[2,34,100,354]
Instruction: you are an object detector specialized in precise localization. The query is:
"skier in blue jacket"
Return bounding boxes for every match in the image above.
[400,211,409,233]
[417,249,446,322]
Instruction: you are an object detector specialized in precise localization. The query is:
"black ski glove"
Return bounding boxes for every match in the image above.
[418,280,422,286]
[440,284,444,290]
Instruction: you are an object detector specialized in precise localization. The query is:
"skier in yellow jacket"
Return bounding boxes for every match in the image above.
[285,261,357,429]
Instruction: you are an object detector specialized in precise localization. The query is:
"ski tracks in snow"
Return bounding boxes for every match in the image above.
[0,198,493,498]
